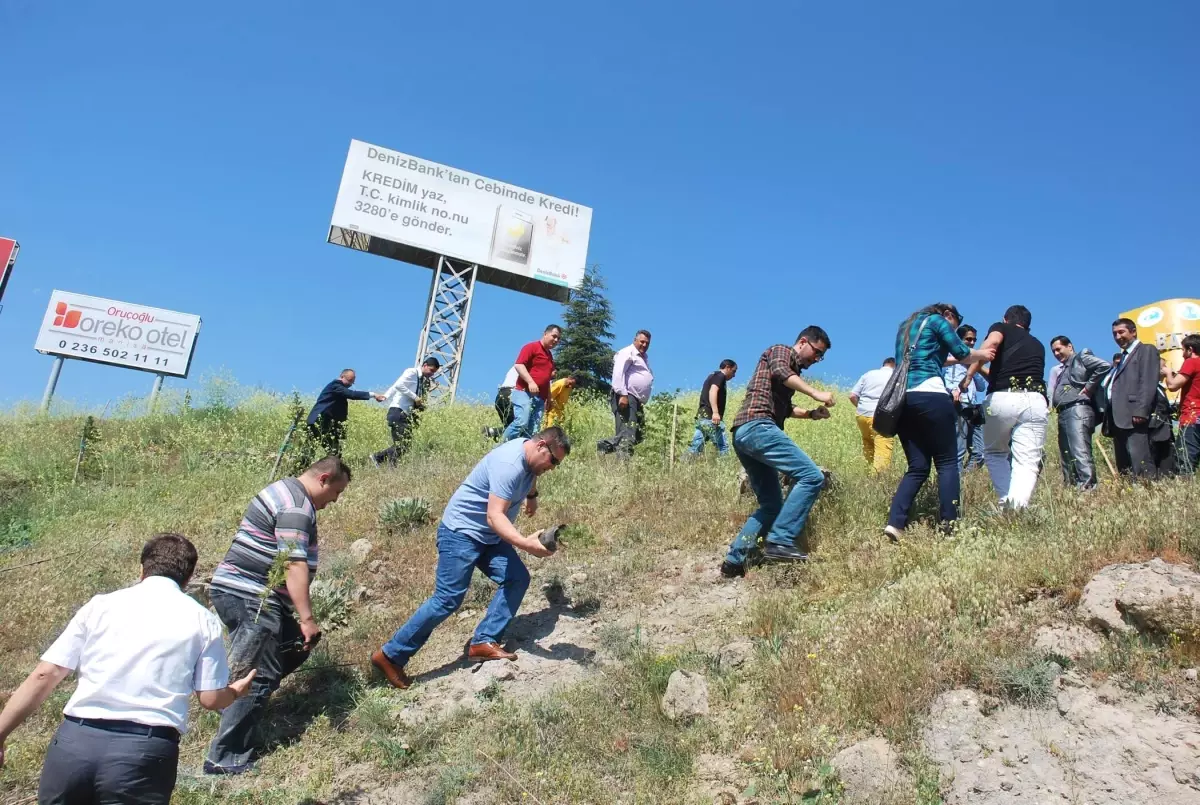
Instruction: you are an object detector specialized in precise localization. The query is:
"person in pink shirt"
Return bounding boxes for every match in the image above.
[598,330,654,458]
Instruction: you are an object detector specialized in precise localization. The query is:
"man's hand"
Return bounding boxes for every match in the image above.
[1161,359,1170,379]
[813,390,835,407]
[808,406,832,421]
[618,395,629,410]
[711,414,721,425]
[978,346,997,362]
[522,532,553,558]
[524,496,539,517]
[527,382,540,396]
[1132,416,1147,426]
[414,399,426,410]
[952,388,962,404]
[300,618,322,651]
[373,393,386,402]
[229,669,257,699]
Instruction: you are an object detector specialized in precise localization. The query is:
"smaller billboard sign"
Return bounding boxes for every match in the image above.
[34,291,202,378]
[0,237,18,304]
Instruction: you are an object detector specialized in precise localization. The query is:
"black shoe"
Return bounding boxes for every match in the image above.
[719,560,745,578]
[203,760,254,776]
[763,544,809,563]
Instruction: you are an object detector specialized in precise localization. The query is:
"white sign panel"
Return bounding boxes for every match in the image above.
[34,291,202,378]
[330,140,592,290]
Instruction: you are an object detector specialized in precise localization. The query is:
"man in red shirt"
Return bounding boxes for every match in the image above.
[1161,334,1200,472]
[503,325,560,441]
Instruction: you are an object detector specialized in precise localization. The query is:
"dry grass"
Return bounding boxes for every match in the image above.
[1,380,1197,803]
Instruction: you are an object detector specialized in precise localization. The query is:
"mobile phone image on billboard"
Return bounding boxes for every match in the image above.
[489,206,535,268]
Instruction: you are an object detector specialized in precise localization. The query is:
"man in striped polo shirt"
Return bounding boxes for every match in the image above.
[203,456,351,775]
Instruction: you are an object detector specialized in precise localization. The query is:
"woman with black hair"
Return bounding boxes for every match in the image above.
[884,303,995,541]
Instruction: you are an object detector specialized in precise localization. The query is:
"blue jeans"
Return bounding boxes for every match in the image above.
[888,391,960,529]
[503,390,544,441]
[1179,424,1200,474]
[688,418,729,455]
[956,405,985,468]
[724,419,826,566]
[381,524,531,666]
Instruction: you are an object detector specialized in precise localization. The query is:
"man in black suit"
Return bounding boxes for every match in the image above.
[306,369,384,457]
[1102,318,1161,479]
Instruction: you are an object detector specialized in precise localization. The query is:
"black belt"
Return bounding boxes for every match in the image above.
[65,715,180,743]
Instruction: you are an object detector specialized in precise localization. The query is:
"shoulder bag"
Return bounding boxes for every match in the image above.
[873,315,931,438]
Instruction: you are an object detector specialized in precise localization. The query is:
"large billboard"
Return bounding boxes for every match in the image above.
[34,291,202,378]
[0,237,18,305]
[329,140,592,302]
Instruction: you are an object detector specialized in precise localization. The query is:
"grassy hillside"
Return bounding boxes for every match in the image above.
[0,382,1197,804]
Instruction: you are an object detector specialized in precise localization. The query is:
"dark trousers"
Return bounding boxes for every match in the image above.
[1112,423,1156,479]
[1057,403,1099,489]
[206,589,310,770]
[306,416,345,458]
[888,391,961,530]
[1180,424,1200,474]
[372,408,418,466]
[39,718,178,804]
[494,388,515,429]
[596,392,645,457]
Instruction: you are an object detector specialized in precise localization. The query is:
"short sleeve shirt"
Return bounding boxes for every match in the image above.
[850,367,893,417]
[41,576,229,733]
[698,371,728,419]
[986,323,1047,394]
[1178,357,1200,426]
[514,341,555,400]
[209,477,318,607]
[441,439,536,544]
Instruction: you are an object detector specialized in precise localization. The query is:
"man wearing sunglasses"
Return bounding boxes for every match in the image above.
[720,326,835,578]
[372,428,570,688]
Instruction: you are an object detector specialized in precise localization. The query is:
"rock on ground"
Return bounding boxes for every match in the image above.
[831,737,913,804]
[923,687,1200,804]
[348,538,373,565]
[661,670,710,721]
[1033,623,1104,660]
[717,639,755,674]
[1080,558,1200,635]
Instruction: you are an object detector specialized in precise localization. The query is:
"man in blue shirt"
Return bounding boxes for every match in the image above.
[371,427,570,688]
[943,325,987,469]
[305,369,384,457]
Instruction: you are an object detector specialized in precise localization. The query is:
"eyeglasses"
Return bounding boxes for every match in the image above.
[810,345,827,362]
[541,443,561,466]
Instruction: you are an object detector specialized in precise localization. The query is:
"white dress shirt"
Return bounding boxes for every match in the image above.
[850,367,894,417]
[384,367,422,412]
[500,366,519,389]
[41,575,229,733]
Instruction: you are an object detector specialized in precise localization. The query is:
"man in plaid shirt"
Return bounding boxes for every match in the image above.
[721,326,836,578]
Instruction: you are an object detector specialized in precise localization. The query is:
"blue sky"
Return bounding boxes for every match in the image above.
[2,2,1197,410]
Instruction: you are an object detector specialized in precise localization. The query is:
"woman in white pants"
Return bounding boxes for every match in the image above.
[956,305,1048,509]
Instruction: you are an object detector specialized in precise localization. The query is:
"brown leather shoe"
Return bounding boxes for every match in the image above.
[371,649,412,689]
[466,642,517,662]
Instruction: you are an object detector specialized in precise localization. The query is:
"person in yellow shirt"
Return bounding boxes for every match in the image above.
[543,376,579,429]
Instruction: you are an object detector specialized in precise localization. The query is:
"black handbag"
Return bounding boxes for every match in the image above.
[873,315,931,438]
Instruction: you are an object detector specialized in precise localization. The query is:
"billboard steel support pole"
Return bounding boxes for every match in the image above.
[414,255,478,405]
[41,356,64,414]
[149,373,165,411]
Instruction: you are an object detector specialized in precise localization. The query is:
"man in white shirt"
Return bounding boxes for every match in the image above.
[0,534,255,804]
[849,358,896,473]
[484,366,520,441]
[371,357,440,467]
[598,330,654,458]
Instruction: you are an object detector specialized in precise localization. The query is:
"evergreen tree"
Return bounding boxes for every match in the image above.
[556,263,615,392]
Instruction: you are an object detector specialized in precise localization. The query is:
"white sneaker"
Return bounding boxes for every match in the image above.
[883,525,903,543]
